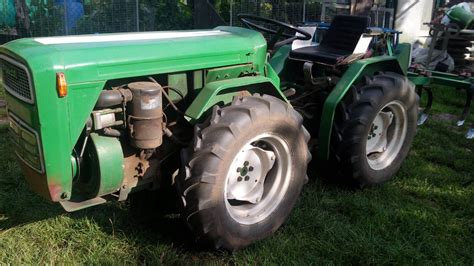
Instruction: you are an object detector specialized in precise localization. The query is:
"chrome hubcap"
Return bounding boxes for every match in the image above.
[366,101,407,170]
[224,133,291,225]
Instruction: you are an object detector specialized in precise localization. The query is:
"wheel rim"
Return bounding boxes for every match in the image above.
[366,101,407,171]
[224,133,291,225]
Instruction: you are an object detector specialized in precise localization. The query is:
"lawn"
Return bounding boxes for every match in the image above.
[0,86,473,264]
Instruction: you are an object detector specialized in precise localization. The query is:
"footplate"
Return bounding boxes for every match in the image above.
[60,197,107,212]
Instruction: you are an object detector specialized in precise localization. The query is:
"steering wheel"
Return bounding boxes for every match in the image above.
[238,14,312,51]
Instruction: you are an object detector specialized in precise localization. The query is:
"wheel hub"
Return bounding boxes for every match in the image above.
[226,146,275,204]
[366,111,394,154]
[224,133,291,225]
[365,101,408,171]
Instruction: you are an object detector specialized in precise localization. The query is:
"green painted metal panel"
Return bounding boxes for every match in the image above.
[317,56,404,160]
[185,74,283,122]
[193,70,204,90]
[0,26,268,202]
[67,81,105,144]
[67,133,124,202]
[1,49,74,201]
[90,133,124,197]
[205,64,256,83]
[394,43,411,75]
[168,73,189,102]
[269,45,292,75]
[408,71,473,89]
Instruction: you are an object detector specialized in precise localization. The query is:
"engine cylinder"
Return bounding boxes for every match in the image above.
[127,82,163,150]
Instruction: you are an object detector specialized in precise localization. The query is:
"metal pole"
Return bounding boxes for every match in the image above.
[375,7,379,27]
[321,3,325,21]
[302,0,306,22]
[64,0,68,35]
[136,0,139,31]
[230,0,233,26]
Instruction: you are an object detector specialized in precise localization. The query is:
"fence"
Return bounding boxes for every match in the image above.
[0,0,394,41]
[228,0,327,27]
[1,0,193,38]
[228,0,394,27]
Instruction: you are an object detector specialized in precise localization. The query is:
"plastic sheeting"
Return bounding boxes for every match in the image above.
[412,44,455,72]
[54,0,84,30]
[0,0,16,27]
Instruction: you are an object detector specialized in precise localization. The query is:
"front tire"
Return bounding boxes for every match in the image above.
[330,72,418,186]
[178,94,311,250]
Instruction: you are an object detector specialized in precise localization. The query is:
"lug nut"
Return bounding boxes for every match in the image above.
[244,176,250,181]
[237,176,243,182]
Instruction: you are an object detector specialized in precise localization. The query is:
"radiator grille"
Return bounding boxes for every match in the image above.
[0,56,34,104]
[8,112,44,173]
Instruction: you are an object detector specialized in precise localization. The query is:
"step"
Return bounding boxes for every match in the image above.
[60,197,107,212]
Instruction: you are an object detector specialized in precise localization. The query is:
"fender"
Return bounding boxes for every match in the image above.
[318,54,408,160]
[185,67,285,123]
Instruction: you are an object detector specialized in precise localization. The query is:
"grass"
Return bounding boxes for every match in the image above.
[0,86,473,264]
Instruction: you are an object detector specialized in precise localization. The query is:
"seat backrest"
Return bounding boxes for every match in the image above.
[292,26,317,50]
[320,15,369,52]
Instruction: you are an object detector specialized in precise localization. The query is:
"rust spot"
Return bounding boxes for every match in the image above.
[48,181,64,202]
[237,90,251,98]
[19,161,58,201]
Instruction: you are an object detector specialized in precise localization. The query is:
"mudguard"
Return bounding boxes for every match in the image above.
[318,44,411,160]
[185,66,286,123]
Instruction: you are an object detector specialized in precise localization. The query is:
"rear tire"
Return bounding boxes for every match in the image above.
[177,94,311,251]
[330,72,418,186]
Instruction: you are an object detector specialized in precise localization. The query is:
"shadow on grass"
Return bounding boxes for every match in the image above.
[0,176,217,262]
[0,90,473,264]
[0,126,204,255]
[0,179,202,252]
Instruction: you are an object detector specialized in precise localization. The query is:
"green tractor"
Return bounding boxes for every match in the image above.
[0,14,417,250]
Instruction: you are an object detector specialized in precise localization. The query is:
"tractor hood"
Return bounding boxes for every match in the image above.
[0,26,268,203]
[0,26,267,85]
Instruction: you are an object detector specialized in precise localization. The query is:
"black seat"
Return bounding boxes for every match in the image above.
[290,15,369,65]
